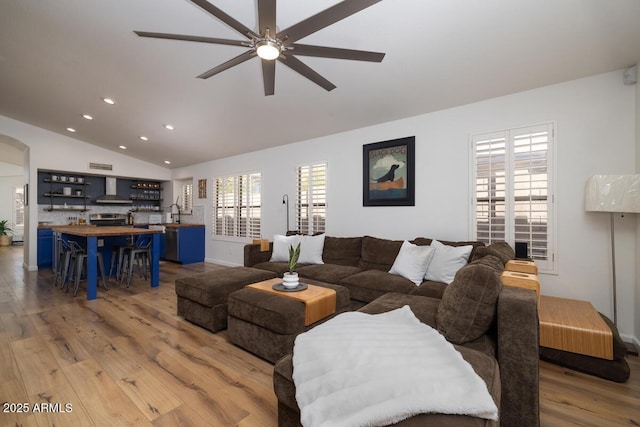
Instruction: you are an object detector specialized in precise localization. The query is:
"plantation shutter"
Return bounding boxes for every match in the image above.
[512,125,551,264]
[241,173,261,238]
[14,186,24,227]
[473,123,554,272]
[181,183,193,213]
[474,132,507,243]
[296,162,327,234]
[213,172,261,238]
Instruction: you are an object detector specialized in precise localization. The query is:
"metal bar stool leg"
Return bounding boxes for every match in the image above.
[97,251,108,291]
[73,253,86,297]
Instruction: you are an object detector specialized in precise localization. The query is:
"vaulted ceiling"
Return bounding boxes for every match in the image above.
[1,0,639,168]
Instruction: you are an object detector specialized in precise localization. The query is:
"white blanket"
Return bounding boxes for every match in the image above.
[292,305,498,427]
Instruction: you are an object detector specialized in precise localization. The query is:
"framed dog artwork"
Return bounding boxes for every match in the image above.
[362,136,415,206]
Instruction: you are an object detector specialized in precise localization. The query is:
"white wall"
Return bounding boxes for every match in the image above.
[0,115,172,270]
[173,70,638,340]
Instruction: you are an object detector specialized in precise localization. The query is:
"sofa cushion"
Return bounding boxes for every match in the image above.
[270,234,300,262]
[414,238,485,261]
[252,261,293,277]
[322,236,362,267]
[298,234,325,264]
[359,235,403,271]
[297,263,362,284]
[339,269,415,303]
[389,240,435,285]
[469,254,505,273]
[436,263,502,344]
[358,292,439,328]
[425,240,473,285]
[472,241,514,265]
[410,280,448,299]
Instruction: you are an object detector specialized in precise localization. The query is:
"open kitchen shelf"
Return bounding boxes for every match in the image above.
[130,180,163,212]
[41,171,90,212]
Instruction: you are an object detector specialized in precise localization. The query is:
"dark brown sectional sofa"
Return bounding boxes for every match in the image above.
[244,235,540,427]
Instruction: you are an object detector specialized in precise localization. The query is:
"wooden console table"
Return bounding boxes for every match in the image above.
[247,278,337,326]
[538,295,613,360]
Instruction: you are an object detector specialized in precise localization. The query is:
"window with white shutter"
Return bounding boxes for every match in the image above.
[213,172,261,239]
[180,183,193,214]
[472,123,555,272]
[296,162,327,234]
[14,186,24,227]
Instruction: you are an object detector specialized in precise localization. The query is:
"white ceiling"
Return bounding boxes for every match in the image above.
[1,0,639,169]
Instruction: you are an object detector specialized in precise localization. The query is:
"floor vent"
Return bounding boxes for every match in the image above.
[89,162,113,171]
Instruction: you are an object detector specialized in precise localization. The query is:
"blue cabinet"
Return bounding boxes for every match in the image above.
[37,228,54,269]
[164,226,204,264]
[178,226,205,264]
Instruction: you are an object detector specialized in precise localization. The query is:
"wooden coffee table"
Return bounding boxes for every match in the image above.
[538,295,613,360]
[246,278,337,326]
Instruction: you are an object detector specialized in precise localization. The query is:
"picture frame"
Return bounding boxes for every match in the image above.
[363,136,415,206]
[198,179,207,199]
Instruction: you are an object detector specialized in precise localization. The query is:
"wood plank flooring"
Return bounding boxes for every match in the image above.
[1,245,638,426]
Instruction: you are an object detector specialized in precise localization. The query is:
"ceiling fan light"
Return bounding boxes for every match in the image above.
[256,40,280,60]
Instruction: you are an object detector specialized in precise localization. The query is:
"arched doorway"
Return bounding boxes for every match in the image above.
[0,135,28,265]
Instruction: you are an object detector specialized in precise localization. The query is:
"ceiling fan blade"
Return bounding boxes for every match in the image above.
[278,55,336,91]
[134,31,246,47]
[261,59,275,96]
[190,0,258,39]
[291,44,385,62]
[258,0,277,36]
[197,50,256,79]
[277,0,382,45]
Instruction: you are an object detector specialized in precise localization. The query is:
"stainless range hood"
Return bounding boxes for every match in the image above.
[95,177,133,204]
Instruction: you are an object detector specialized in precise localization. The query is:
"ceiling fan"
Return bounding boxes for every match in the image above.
[134,0,385,96]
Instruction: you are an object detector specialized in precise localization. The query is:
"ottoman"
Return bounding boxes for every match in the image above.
[227,279,350,363]
[175,267,277,332]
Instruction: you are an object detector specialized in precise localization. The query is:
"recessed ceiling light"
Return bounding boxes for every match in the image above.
[164,160,171,164]
[139,136,148,141]
[102,97,116,105]
[82,114,93,120]
[164,124,174,130]
[119,145,127,150]
[67,127,76,133]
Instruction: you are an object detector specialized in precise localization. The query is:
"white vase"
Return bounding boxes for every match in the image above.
[282,272,299,289]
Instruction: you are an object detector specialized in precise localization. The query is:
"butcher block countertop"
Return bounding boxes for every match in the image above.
[137,223,205,228]
[50,225,164,237]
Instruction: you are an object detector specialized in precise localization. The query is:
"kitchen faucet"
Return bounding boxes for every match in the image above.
[169,197,181,224]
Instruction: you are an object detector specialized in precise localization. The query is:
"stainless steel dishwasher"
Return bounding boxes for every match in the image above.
[165,227,179,262]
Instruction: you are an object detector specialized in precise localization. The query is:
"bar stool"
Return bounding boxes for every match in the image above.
[54,238,72,288]
[120,236,152,288]
[65,241,108,296]
[108,236,137,282]
[108,245,128,282]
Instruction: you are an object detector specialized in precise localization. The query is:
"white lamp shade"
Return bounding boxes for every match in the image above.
[585,174,640,213]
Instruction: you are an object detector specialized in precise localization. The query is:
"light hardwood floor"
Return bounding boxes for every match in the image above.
[1,245,638,426]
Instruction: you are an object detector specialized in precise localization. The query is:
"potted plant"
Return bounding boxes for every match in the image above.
[282,242,301,288]
[0,220,13,246]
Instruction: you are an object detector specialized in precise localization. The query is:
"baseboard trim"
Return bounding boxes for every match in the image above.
[204,257,241,267]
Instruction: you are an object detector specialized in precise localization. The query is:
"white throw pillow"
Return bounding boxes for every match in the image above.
[298,234,325,264]
[389,240,435,285]
[270,234,300,262]
[425,240,473,285]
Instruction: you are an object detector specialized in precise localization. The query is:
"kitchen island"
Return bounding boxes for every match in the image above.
[51,226,164,300]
